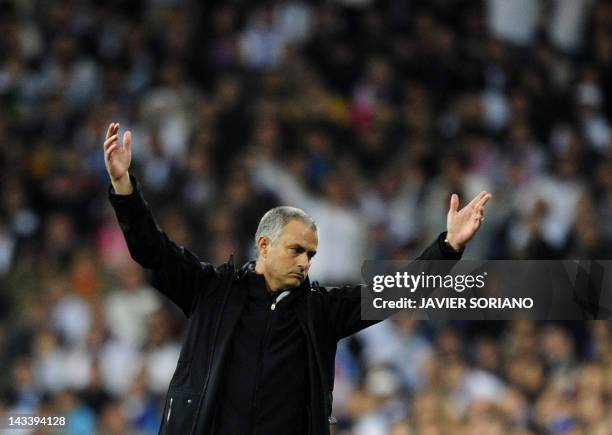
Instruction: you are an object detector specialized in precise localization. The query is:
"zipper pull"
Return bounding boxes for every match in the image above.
[271,290,291,311]
[167,397,173,422]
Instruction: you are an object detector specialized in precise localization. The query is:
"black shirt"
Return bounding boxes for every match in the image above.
[214,270,309,435]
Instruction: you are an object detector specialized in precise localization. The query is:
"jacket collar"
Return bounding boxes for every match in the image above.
[236,259,313,293]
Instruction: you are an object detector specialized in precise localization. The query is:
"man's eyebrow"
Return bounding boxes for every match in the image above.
[290,244,317,255]
[305,247,317,256]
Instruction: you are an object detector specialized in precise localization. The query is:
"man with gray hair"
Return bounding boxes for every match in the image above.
[254,205,318,259]
[103,123,491,435]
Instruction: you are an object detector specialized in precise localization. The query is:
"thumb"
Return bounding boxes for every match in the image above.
[449,193,459,213]
[123,130,132,152]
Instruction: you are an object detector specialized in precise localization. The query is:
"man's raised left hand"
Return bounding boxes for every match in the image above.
[445,191,492,251]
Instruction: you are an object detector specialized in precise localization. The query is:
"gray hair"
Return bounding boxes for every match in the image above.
[254,206,317,258]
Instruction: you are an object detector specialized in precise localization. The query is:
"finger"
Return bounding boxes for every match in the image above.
[477,193,492,209]
[106,123,114,140]
[105,143,119,161]
[123,130,132,152]
[467,191,488,208]
[104,134,119,150]
[449,193,459,213]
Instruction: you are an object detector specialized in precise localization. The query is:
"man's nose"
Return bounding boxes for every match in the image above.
[297,253,310,270]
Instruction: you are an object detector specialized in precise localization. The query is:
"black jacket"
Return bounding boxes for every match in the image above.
[109,175,462,435]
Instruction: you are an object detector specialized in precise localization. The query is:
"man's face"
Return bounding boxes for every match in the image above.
[259,220,318,292]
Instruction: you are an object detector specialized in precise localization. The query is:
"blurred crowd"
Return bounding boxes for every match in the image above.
[0,0,611,433]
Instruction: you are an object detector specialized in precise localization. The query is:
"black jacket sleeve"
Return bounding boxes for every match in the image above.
[108,174,219,317]
[325,231,463,340]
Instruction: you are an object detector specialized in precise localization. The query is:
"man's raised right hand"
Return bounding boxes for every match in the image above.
[104,122,133,195]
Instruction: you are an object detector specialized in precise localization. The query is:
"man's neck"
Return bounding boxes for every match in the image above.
[254,260,280,293]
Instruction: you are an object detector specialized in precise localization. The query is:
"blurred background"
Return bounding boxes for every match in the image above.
[0,0,611,433]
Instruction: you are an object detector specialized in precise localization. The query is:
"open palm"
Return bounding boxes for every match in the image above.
[103,122,132,181]
[446,191,492,250]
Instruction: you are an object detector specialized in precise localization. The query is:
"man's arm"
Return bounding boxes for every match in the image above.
[110,171,133,195]
[104,122,218,317]
[324,231,462,340]
[324,192,492,341]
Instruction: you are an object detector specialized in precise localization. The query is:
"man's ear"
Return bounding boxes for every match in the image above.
[257,236,268,258]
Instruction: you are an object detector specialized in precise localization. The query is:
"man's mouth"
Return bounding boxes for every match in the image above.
[289,272,304,279]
